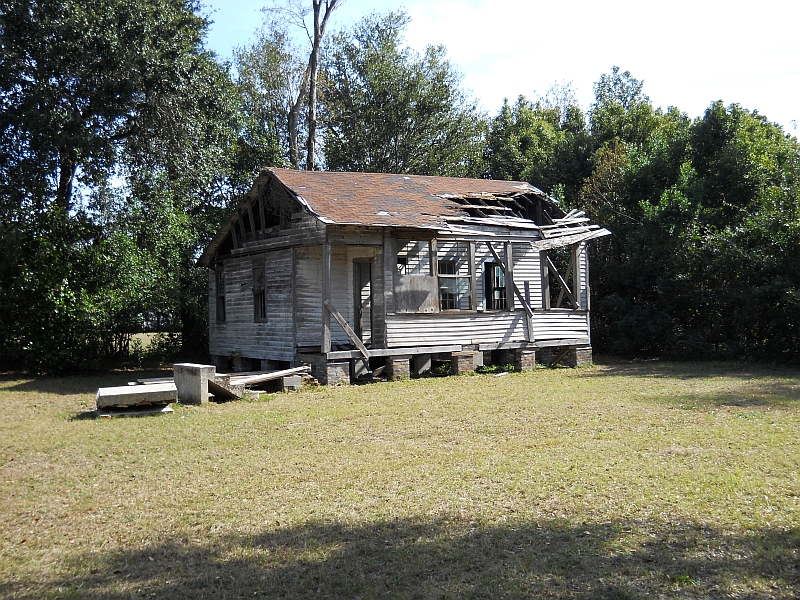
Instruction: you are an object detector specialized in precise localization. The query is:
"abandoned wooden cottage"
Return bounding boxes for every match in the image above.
[197,169,610,384]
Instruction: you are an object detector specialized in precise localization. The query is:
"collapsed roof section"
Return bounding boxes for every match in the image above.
[197,168,610,267]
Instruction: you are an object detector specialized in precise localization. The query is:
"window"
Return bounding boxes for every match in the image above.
[540,244,580,310]
[394,240,438,313]
[253,264,266,322]
[484,262,506,310]
[215,268,226,322]
[396,240,431,275]
[436,242,472,310]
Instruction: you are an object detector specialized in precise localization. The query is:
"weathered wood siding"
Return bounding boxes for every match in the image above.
[384,237,591,348]
[295,245,380,347]
[385,310,589,347]
[386,312,528,347]
[209,249,294,362]
[531,310,590,341]
[578,242,589,310]
[439,240,544,310]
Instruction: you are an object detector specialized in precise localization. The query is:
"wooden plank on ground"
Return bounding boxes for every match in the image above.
[229,366,311,386]
[208,379,241,400]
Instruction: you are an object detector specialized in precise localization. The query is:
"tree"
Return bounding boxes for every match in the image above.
[0,0,242,370]
[589,66,660,149]
[321,11,487,177]
[261,0,345,169]
[487,92,591,201]
[233,24,298,169]
[487,66,800,361]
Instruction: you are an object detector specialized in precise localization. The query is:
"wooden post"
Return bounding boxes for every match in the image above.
[258,185,266,239]
[571,243,581,309]
[505,241,514,311]
[540,250,550,310]
[237,210,247,245]
[431,238,439,311]
[372,244,386,349]
[246,198,257,241]
[382,231,395,315]
[469,241,477,311]
[230,220,239,249]
[582,242,590,311]
[322,238,331,354]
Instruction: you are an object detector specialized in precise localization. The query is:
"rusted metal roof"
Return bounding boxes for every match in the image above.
[267,168,546,228]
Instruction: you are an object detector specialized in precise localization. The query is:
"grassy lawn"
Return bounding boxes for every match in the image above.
[1,361,799,599]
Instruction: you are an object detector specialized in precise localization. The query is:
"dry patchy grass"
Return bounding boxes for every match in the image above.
[0,361,799,598]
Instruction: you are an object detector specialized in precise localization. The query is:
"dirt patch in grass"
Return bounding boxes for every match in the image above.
[1,361,799,598]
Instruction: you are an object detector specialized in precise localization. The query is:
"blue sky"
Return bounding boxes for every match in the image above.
[202,0,799,133]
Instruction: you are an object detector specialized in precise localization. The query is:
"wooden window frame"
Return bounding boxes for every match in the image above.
[484,261,507,311]
[540,244,581,310]
[253,262,267,323]
[435,241,472,311]
[215,267,226,323]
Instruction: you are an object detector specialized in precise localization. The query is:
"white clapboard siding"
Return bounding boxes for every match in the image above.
[579,242,589,310]
[386,312,528,347]
[471,241,542,310]
[511,242,542,309]
[209,249,294,361]
[530,310,590,340]
[294,245,323,346]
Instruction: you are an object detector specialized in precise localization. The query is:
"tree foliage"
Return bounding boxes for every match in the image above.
[0,0,244,371]
[488,67,800,361]
[2,0,799,371]
[321,11,487,177]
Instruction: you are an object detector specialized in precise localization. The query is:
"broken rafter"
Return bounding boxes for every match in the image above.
[459,204,513,212]
[246,198,258,241]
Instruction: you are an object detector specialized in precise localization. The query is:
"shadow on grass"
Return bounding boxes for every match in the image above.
[0,369,173,396]
[592,358,800,381]
[588,360,800,408]
[4,518,798,599]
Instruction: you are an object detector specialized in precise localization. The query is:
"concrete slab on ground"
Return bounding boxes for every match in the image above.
[96,382,177,409]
